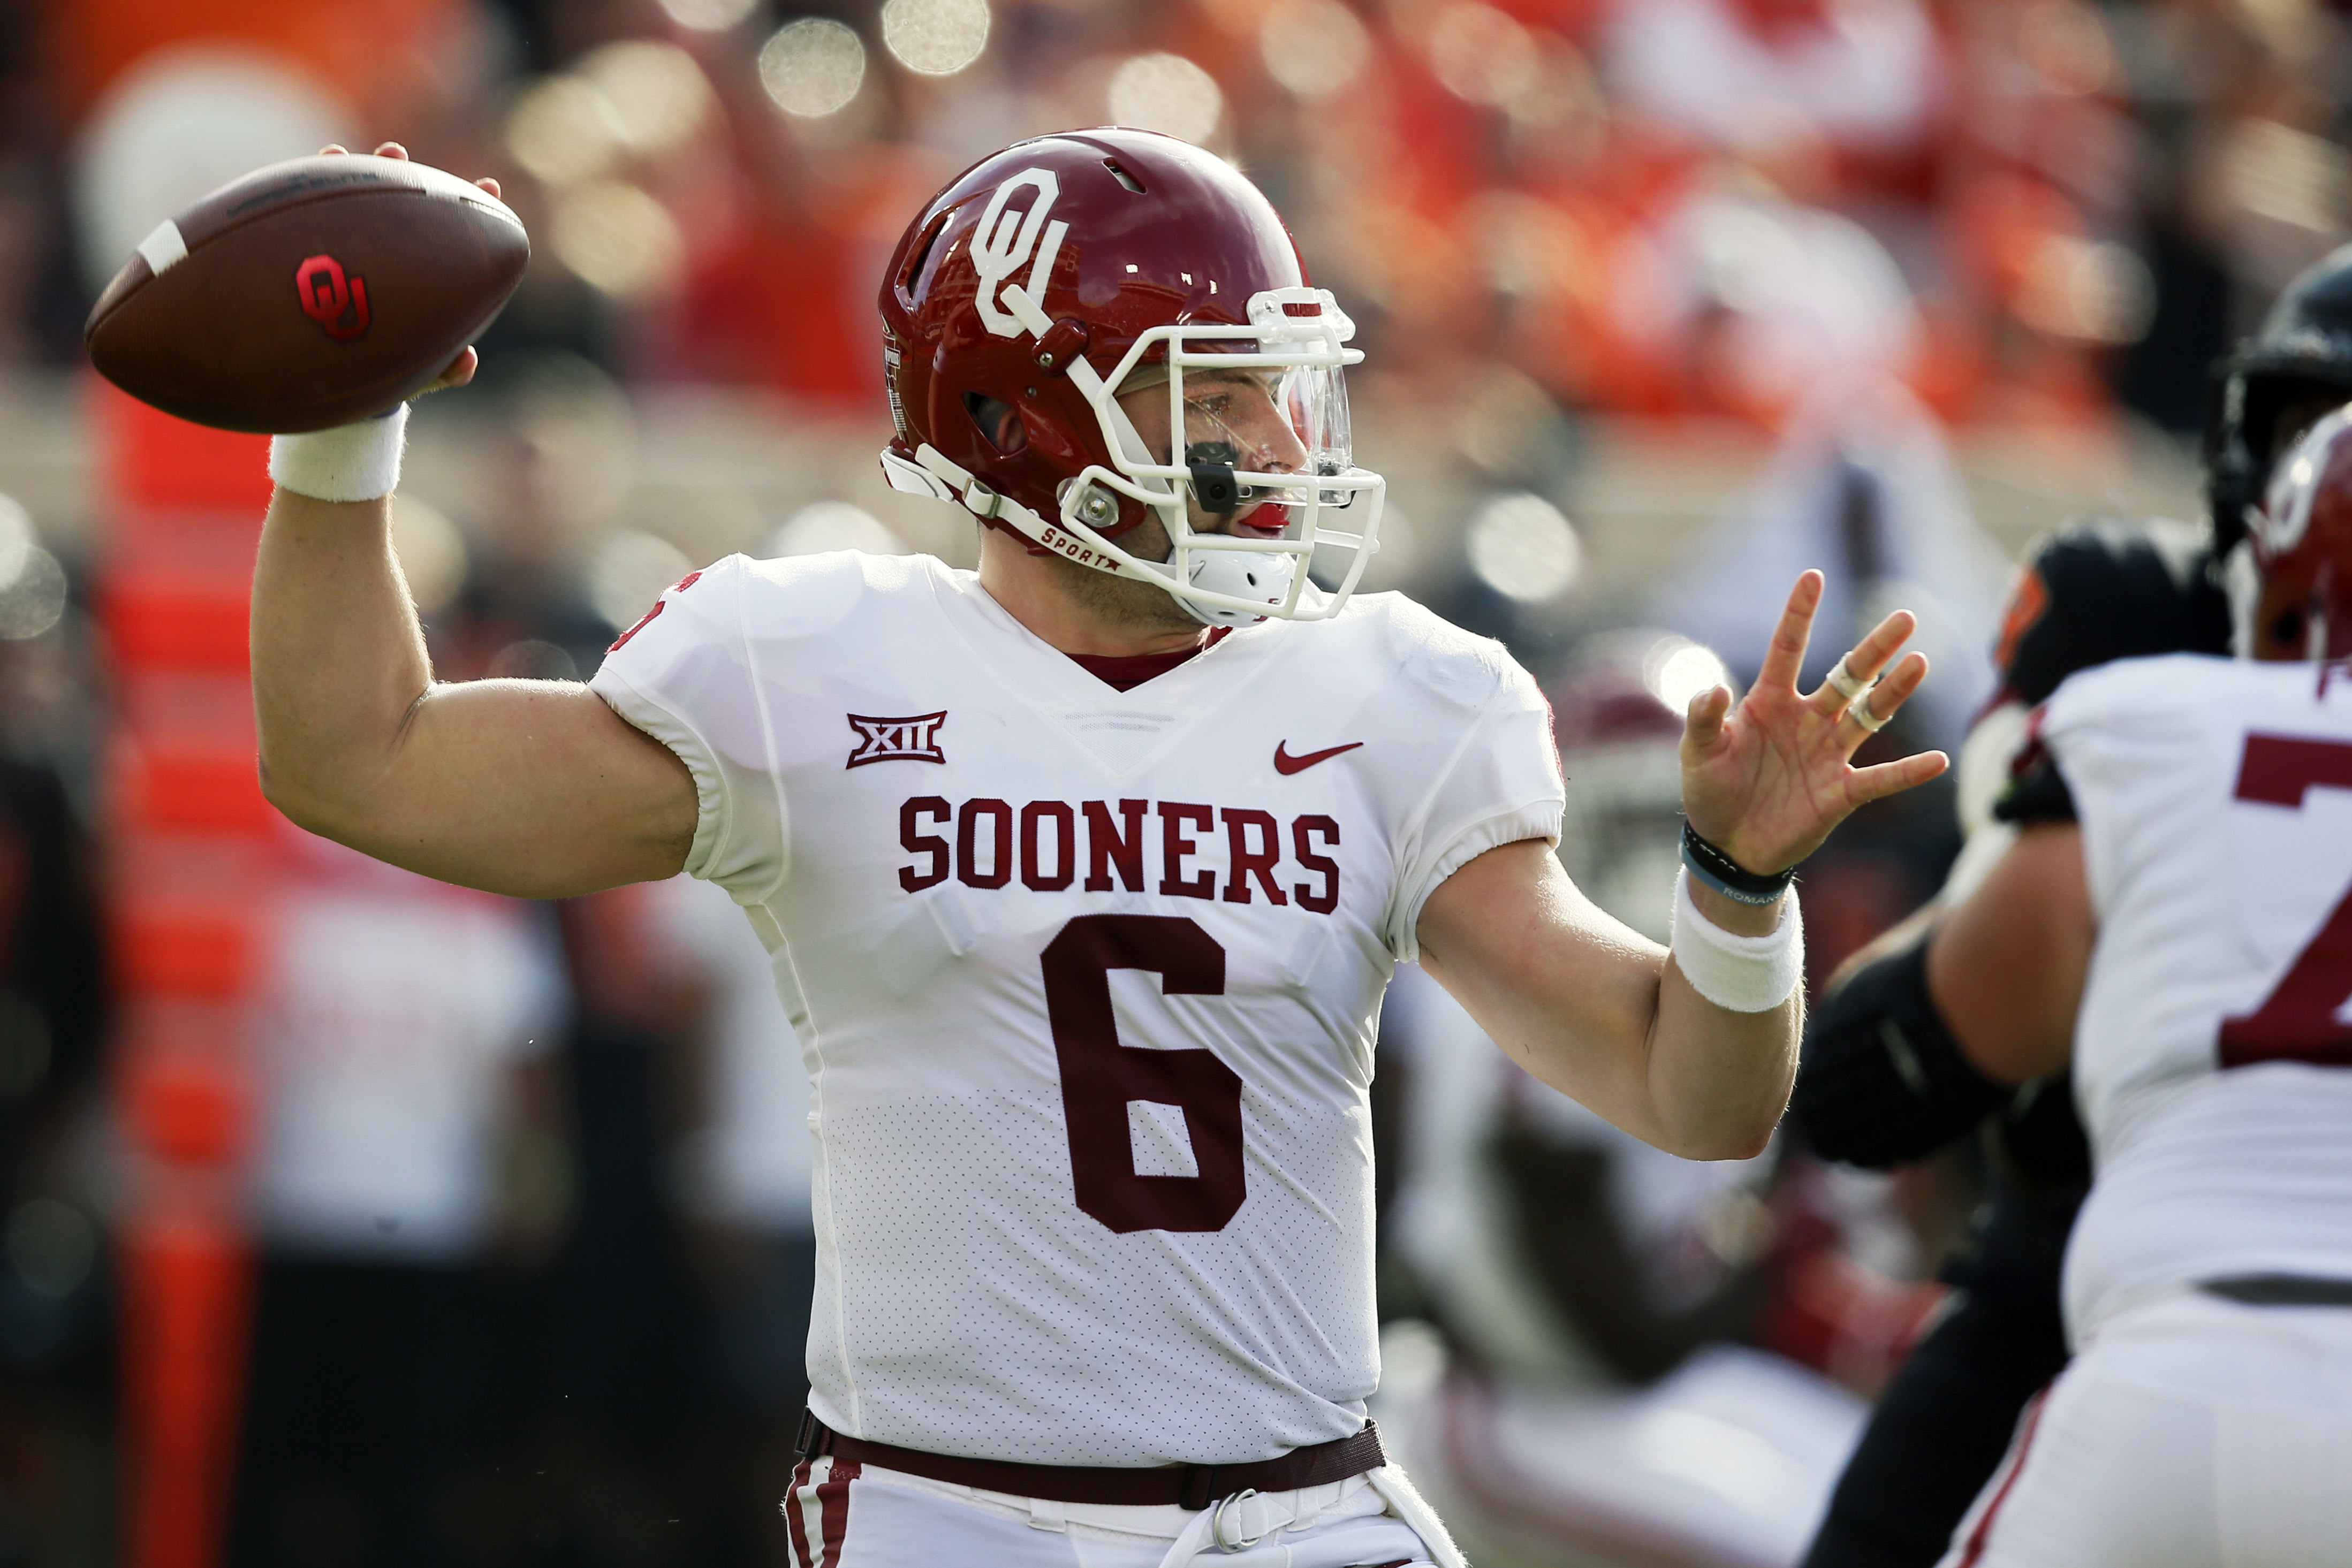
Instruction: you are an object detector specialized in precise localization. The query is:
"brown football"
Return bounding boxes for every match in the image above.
[85,154,530,433]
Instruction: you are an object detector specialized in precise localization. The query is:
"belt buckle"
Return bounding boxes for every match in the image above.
[1210,1488,1268,1552]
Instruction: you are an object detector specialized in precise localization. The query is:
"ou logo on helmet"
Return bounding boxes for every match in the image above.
[970,169,1067,339]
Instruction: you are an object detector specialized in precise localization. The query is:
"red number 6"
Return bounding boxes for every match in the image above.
[1041,915,1246,1233]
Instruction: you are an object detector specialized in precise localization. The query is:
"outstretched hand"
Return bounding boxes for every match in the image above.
[321,141,495,393]
[1680,570,1949,875]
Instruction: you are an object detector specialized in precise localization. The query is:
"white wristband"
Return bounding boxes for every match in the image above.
[1670,867,1804,1013]
[269,404,408,502]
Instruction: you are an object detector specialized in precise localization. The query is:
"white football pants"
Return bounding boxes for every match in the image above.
[783,1457,1461,1568]
[1939,1290,2352,1567]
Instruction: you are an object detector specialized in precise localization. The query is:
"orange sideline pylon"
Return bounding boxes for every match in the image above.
[97,379,274,1568]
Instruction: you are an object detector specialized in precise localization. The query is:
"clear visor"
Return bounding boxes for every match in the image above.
[1120,362,1357,514]
[1285,362,1356,509]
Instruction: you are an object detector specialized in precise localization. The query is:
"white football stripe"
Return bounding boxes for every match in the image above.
[135,220,187,275]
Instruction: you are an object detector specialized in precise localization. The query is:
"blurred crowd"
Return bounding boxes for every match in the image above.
[0,0,2344,1563]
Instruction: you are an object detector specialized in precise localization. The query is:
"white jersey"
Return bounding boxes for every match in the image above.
[589,551,1562,1465]
[2044,653,2352,1342]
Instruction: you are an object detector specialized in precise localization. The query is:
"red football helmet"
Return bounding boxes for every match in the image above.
[2247,402,2352,660]
[875,128,1383,626]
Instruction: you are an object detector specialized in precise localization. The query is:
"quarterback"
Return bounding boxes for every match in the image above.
[253,134,1944,1568]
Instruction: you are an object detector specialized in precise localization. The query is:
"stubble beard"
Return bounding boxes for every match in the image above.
[1044,512,1202,633]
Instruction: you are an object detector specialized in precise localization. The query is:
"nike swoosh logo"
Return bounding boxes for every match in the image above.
[1274,740,1364,775]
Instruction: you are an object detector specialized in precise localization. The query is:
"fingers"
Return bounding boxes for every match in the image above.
[324,141,497,196]
[1755,571,1825,694]
[1843,650,1929,736]
[1812,607,1919,716]
[421,346,479,395]
[1682,683,1732,752]
[1849,748,1951,805]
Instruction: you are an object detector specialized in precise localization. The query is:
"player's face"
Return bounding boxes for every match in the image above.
[1115,370,1310,540]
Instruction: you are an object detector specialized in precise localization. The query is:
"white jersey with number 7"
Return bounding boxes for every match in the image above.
[2043,652,2352,1344]
[588,550,1564,1466]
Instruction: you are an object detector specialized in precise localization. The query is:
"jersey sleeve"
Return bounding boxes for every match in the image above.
[587,555,788,901]
[1385,648,1565,961]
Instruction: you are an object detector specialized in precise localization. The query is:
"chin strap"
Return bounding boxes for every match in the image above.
[877,440,1051,571]
[879,442,1279,627]
[882,439,1147,575]
[879,441,1072,544]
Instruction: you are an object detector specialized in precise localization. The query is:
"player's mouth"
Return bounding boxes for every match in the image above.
[1229,500,1290,538]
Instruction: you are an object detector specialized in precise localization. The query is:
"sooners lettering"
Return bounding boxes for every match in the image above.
[958,798,1013,888]
[1084,800,1147,891]
[1021,801,1076,890]
[1159,803,1216,900]
[295,253,370,341]
[899,796,950,891]
[848,712,949,768]
[902,795,1341,914]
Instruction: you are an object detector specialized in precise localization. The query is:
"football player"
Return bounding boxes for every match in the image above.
[1911,404,2352,1565]
[252,133,1946,1568]
[1791,242,2352,1568]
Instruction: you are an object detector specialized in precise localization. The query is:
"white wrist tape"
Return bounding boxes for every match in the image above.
[1670,867,1804,1013]
[268,405,408,502]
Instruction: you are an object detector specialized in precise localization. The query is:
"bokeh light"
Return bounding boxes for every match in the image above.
[2017,235,2156,345]
[390,496,469,616]
[1642,636,1733,715]
[504,75,622,188]
[761,19,869,118]
[0,495,28,587]
[1261,0,1372,100]
[654,0,760,31]
[551,180,686,299]
[768,501,907,557]
[1106,54,1223,145]
[1427,2,1539,108]
[0,497,62,642]
[589,529,695,631]
[577,42,715,157]
[1465,492,1582,603]
[882,0,991,78]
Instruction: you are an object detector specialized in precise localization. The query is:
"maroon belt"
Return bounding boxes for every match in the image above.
[795,1411,1386,1511]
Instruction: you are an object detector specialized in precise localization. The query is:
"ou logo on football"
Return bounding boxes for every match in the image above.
[295,253,370,342]
[971,169,1067,338]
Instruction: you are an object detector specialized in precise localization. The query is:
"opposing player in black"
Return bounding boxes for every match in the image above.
[1790,242,2352,1568]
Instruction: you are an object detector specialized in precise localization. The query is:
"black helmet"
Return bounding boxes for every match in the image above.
[2206,242,2352,553]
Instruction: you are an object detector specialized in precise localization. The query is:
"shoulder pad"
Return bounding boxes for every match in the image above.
[1994,517,2229,705]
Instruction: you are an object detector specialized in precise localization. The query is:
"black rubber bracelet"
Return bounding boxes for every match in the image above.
[1680,823,1795,906]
